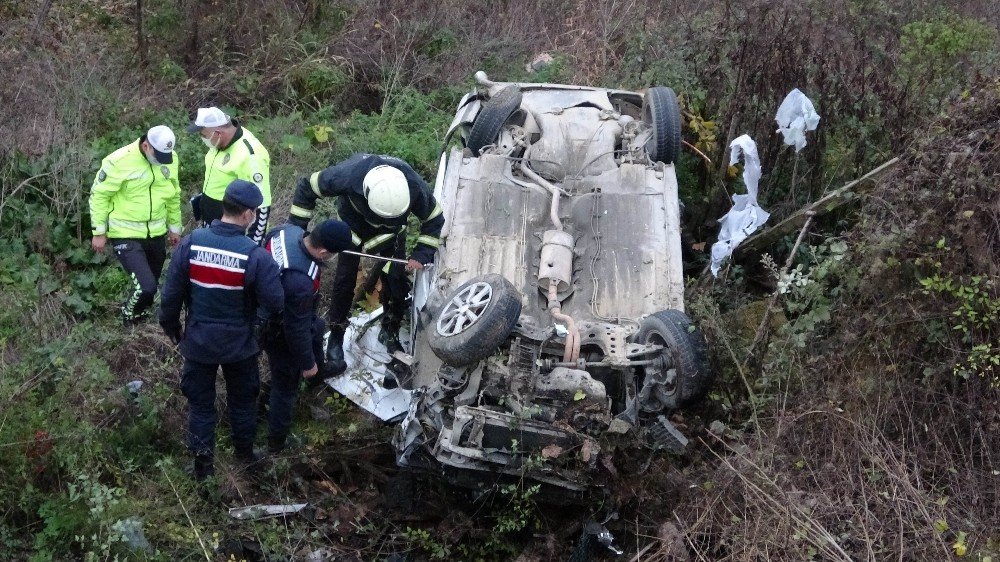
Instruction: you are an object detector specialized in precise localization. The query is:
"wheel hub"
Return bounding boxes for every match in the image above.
[436,281,494,337]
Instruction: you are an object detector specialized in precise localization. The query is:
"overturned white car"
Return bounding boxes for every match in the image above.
[341,72,711,493]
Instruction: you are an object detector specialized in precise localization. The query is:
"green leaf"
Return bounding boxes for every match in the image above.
[309,124,334,143]
[573,390,586,401]
[281,134,311,153]
[62,293,92,315]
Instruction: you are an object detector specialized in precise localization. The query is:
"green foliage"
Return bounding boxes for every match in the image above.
[288,58,350,108]
[2,2,997,559]
[766,240,852,348]
[522,54,572,84]
[335,86,460,176]
[418,28,459,59]
[144,2,183,38]
[899,11,997,109]
[0,204,120,318]
[616,26,708,107]
[919,273,1000,384]
[491,483,540,535]
[402,526,453,559]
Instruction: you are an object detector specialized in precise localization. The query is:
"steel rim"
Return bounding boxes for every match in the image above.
[436,282,493,337]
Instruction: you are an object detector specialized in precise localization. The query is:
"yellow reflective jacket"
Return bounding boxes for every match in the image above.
[201,124,271,206]
[89,140,181,239]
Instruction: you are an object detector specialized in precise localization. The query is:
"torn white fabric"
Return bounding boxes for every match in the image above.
[710,135,771,277]
[775,88,821,152]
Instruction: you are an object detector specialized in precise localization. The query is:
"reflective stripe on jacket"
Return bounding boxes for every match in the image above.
[201,124,271,206]
[158,221,284,364]
[89,140,181,238]
[187,227,257,325]
[266,225,320,293]
[264,224,325,370]
[289,153,444,264]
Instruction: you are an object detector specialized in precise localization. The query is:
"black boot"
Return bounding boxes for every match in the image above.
[325,335,347,375]
[267,434,286,454]
[234,444,263,465]
[193,453,214,482]
[379,323,404,355]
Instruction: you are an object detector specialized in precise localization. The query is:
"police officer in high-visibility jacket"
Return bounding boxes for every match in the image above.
[159,180,284,481]
[261,219,354,453]
[89,125,182,325]
[186,107,272,244]
[288,154,444,374]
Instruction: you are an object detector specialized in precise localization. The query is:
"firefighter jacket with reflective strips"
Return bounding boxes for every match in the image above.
[159,220,283,364]
[201,122,271,206]
[264,224,324,370]
[288,153,444,264]
[89,139,181,239]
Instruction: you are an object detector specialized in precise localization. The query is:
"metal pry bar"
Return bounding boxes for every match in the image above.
[341,250,410,264]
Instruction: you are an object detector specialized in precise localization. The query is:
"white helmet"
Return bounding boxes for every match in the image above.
[363,165,410,218]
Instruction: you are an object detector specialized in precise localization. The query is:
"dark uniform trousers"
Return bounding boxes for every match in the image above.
[261,224,328,443]
[111,235,166,320]
[265,316,326,440]
[182,356,259,454]
[159,222,284,458]
[327,229,410,340]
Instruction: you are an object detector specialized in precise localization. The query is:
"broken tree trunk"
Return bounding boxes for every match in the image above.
[734,157,899,260]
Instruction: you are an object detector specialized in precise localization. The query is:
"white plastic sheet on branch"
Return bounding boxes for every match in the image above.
[775,88,821,152]
[710,135,771,277]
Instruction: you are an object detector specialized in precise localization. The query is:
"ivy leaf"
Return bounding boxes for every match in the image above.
[309,124,334,144]
[952,531,968,556]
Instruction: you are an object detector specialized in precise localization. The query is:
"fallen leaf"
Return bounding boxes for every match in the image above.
[316,479,340,495]
[953,531,968,556]
[599,454,618,477]
[541,444,563,458]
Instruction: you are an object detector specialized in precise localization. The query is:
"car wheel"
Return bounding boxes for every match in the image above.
[642,86,682,165]
[467,85,522,156]
[634,309,710,409]
[428,274,522,366]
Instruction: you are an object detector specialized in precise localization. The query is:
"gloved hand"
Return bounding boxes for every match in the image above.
[190,193,203,222]
[253,320,267,346]
[163,324,183,345]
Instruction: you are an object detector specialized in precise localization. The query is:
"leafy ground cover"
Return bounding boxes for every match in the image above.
[0,1,997,559]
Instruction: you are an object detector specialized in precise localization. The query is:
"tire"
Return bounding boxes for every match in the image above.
[428,274,522,366]
[634,309,710,409]
[467,85,522,156]
[642,86,682,165]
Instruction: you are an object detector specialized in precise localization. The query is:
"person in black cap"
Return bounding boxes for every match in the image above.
[260,219,354,453]
[159,179,284,481]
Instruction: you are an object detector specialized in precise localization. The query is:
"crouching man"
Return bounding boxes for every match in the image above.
[262,220,353,453]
